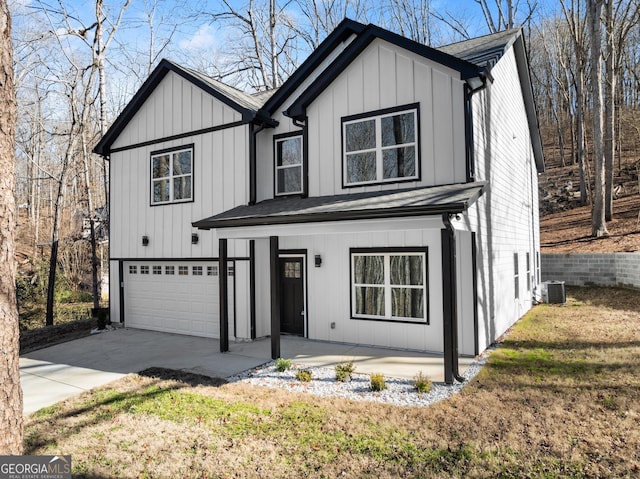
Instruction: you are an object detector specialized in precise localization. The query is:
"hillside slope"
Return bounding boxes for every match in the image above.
[539,147,640,253]
[541,193,640,253]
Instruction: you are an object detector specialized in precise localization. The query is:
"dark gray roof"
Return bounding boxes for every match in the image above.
[178,64,267,111]
[438,28,520,68]
[193,182,486,229]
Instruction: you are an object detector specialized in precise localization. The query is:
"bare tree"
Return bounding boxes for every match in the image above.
[379,0,440,45]
[475,0,538,32]
[293,0,369,49]
[603,0,640,220]
[0,0,23,453]
[197,0,301,91]
[588,0,609,237]
[559,0,591,205]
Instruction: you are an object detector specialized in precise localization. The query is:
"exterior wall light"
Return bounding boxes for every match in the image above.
[142,235,149,246]
[192,233,199,245]
[315,255,322,267]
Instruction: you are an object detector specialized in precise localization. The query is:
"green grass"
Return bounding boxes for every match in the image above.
[23,286,640,478]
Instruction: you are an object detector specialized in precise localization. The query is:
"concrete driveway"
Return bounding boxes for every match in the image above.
[21,328,470,416]
[20,328,271,416]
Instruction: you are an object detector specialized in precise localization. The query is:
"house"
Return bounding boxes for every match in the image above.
[94,19,544,383]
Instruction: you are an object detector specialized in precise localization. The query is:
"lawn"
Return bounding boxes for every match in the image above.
[24,287,640,478]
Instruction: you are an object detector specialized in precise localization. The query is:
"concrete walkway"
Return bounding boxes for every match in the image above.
[21,328,471,416]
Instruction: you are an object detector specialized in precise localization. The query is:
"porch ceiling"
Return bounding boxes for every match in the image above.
[193,181,486,230]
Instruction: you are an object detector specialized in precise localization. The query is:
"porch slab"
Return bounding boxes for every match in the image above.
[21,328,470,415]
[276,336,473,382]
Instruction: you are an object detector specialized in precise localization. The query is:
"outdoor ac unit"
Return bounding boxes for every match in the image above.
[545,281,566,304]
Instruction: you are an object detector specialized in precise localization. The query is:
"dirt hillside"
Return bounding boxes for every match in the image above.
[539,147,640,253]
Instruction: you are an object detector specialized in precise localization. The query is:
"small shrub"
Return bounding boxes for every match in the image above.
[335,361,355,382]
[295,369,312,382]
[275,358,292,372]
[370,373,387,391]
[413,371,432,393]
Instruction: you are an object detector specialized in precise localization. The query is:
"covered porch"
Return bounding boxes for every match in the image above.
[194,183,486,384]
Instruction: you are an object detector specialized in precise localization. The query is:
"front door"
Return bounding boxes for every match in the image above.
[279,256,305,336]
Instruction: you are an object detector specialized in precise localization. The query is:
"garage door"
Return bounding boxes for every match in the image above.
[123,261,234,338]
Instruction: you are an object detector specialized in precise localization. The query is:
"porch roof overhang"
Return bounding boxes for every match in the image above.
[193,181,486,230]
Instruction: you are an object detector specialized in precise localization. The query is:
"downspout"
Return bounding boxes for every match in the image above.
[464,72,491,183]
[292,116,308,197]
[442,213,465,384]
[250,122,267,206]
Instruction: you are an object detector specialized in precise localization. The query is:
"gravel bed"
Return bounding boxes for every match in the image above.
[227,346,495,407]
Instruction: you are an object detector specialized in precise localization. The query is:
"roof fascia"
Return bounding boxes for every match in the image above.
[193,203,468,230]
[192,183,484,230]
[284,24,484,120]
[94,59,256,156]
[512,33,545,173]
[260,18,366,116]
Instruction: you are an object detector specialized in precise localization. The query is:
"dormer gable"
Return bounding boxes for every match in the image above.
[283,22,488,121]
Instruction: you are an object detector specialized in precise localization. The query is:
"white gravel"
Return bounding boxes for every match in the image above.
[227,346,494,407]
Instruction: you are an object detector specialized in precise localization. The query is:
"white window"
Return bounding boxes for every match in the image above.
[207,265,218,276]
[151,146,193,205]
[140,265,149,275]
[178,265,189,276]
[129,265,137,274]
[192,266,203,276]
[275,134,303,195]
[343,106,418,186]
[152,265,162,275]
[165,266,175,275]
[351,249,427,323]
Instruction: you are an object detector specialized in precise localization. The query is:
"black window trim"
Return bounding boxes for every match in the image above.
[349,246,429,325]
[273,130,306,197]
[341,103,421,189]
[514,252,520,300]
[150,143,195,207]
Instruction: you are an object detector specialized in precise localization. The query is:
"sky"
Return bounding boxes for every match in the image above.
[11,0,559,55]
[10,0,560,112]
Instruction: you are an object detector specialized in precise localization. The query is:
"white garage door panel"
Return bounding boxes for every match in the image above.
[124,261,234,338]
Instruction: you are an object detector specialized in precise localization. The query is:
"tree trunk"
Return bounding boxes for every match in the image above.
[604,0,615,221]
[0,0,24,453]
[45,136,73,325]
[576,72,590,205]
[588,0,609,237]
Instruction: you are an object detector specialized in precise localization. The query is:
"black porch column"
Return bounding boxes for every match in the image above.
[270,236,281,359]
[118,261,125,325]
[219,238,229,352]
[441,216,460,385]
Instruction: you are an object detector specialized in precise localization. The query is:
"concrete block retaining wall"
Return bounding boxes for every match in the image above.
[541,253,640,289]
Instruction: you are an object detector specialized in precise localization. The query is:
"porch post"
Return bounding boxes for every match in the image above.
[270,236,281,359]
[441,215,460,384]
[219,238,229,352]
[118,261,125,325]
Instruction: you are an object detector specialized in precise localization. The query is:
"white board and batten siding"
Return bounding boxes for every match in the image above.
[108,70,252,338]
[306,38,467,197]
[241,217,448,354]
[255,38,468,203]
[465,47,541,352]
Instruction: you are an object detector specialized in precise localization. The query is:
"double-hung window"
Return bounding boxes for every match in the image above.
[151,145,193,205]
[343,104,419,186]
[351,248,428,323]
[274,133,304,195]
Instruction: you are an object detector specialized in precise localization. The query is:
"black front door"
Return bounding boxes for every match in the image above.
[279,257,305,336]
